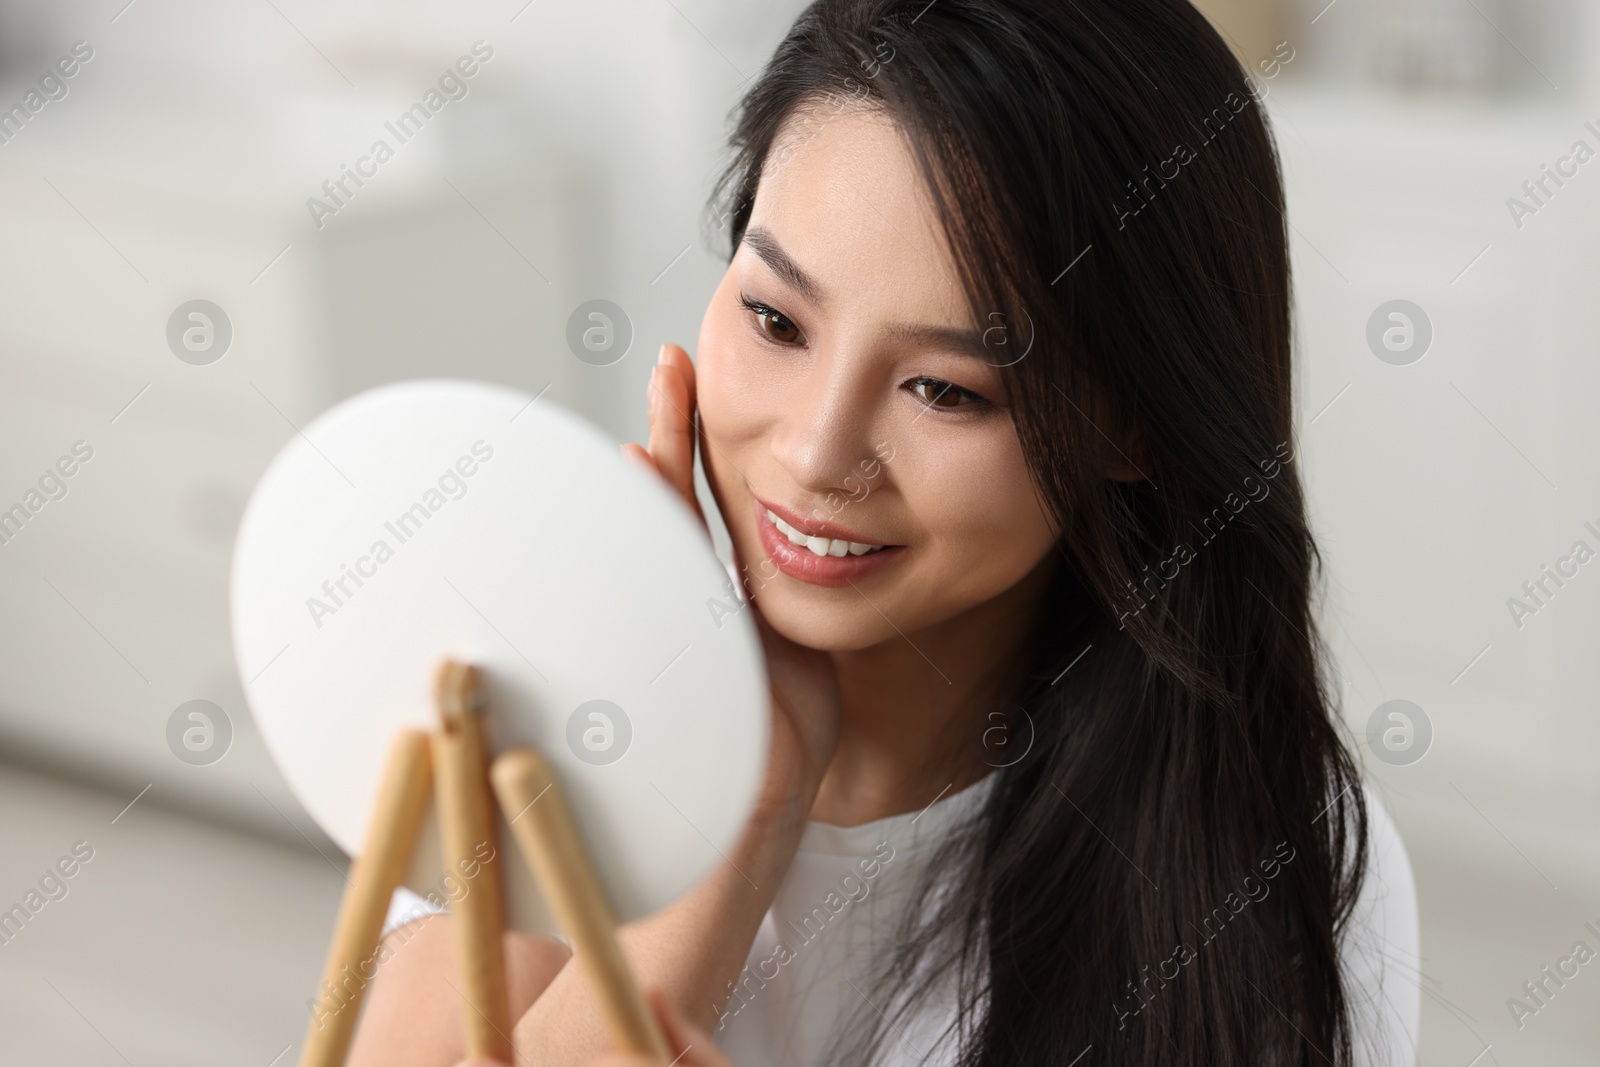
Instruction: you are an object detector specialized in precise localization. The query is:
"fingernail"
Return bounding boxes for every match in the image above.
[657,343,669,365]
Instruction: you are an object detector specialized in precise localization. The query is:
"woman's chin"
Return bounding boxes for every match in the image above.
[751,588,898,654]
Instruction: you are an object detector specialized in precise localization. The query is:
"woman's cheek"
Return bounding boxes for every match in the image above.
[697,348,763,452]
[695,308,775,528]
[910,433,1051,584]
[695,303,746,432]
[700,300,774,428]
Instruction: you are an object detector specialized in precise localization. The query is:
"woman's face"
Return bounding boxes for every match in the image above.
[696,102,1060,652]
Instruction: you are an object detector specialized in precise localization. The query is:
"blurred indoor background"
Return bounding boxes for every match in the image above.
[0,0,1595,1063]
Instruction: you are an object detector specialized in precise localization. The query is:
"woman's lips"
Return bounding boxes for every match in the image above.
[752,496,907,588]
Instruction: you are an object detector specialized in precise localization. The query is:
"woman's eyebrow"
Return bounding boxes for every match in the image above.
[741,227,988,359]
[884,321,992,361]
[742,227,824,304]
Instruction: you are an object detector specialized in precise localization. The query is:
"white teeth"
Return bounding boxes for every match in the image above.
[766,509,887,559]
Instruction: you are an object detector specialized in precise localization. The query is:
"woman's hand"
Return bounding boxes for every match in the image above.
[621,344,706,529]
[746,604,840,815]
[622,344,841,814]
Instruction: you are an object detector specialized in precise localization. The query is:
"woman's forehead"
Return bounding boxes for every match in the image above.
[749,105,967,324]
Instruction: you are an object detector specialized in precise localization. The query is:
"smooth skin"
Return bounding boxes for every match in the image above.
[452,990,732,1067]
[352,103,1108,1067]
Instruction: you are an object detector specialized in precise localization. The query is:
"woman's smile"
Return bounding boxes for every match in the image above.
[751,494,907,588]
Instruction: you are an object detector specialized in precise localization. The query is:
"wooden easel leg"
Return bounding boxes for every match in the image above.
[299,729,433,1067]
[491,746,672,1063]
[433,660,515,1062]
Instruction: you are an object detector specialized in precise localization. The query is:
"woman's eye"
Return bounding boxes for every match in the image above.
[908,377,985,410]
[740,297,804,345]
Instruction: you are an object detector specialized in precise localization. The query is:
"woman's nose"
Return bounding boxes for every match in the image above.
[767,356,883,499]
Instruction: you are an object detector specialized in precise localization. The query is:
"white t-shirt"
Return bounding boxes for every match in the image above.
[385,778,1419,1066]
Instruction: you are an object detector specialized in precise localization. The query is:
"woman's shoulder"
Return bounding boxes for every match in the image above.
[1341,784,1421,1067]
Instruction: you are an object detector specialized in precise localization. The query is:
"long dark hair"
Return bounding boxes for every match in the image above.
[712,2,1368,1065]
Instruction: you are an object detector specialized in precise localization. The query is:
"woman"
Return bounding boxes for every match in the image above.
[354,1,1418,1064]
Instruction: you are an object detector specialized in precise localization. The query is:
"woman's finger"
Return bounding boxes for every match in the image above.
[646,344,704,523]
[636,344,707,528]
[662,341,698,409]
[620,441,659,478]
